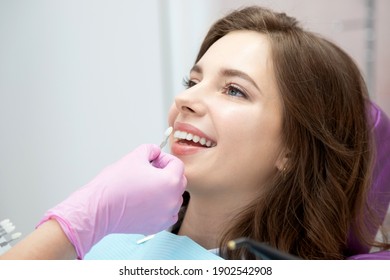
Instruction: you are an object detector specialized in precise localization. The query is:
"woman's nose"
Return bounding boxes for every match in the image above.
[174,87,207,116]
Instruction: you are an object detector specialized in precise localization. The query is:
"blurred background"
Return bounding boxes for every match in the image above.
[1,0,389,240]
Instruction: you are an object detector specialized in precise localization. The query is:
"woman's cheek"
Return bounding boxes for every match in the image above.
[168,103,179,126]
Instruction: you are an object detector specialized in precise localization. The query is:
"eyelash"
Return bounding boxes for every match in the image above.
[222,83,248,99]
[182,76,196,89]
[182,76,248,99]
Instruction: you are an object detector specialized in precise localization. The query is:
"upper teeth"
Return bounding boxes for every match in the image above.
[173,130,216,147]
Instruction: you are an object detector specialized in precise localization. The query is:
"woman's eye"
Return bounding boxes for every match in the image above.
[224,85,247,98]
[182,77,197,89]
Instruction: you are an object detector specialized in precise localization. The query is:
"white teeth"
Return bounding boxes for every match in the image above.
[179,131,187,139]
[173,130,216,148]
[186,133,193,141]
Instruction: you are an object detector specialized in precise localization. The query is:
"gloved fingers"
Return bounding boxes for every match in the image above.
[105,144,161,175]
[126,144,161,163]
[170,214,179,225]
[144,144,162,162]
[166,174,187,196]
[152,152,185,174]
[171,195,184,216]
[150,151,170,168]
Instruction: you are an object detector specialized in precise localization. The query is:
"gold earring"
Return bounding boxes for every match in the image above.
[282,166,287,179]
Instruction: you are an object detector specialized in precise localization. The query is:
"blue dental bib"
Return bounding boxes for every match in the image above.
[84,230,223,260]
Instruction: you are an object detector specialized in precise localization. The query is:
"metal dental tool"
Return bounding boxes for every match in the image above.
[160,127,173,149]
[138,127,173,244]
[0,218,22,254]
[227,237,300,260]
[0,232,22,247]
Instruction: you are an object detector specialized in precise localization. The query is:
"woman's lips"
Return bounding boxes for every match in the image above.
[170,122,216,155]
[171,141,209,156]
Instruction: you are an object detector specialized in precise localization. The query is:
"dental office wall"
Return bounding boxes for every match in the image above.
[0,0,168,238]
[1,0,389,242]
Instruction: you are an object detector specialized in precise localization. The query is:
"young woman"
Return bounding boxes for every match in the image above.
[165,5,390,259]
[2,5,389,260]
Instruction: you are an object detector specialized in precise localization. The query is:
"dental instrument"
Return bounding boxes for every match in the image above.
[0,218,21,254]
[0,220,15,238]
[160,127,173,149]
[227,237,300,260]
[136,234,156,244]
[0,219,11,227]
[0,225,16,238]
[0,232,22,247]
[137,127,173,244]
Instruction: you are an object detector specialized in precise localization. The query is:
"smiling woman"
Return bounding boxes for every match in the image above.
[82,5,390,260]
[164,6,390,260]
[84,6,390,260]
[3,4,389,262]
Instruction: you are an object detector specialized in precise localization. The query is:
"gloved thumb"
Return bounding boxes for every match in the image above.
[132,144,161,163]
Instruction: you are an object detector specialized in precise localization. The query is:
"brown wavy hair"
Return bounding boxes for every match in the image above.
[175,6,389,259]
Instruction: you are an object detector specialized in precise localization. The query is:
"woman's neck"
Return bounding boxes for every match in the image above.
[177,191,252,249]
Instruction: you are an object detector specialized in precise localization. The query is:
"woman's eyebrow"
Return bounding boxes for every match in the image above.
[190,65,262,94]
[220,68,261,93]
[190,64,202,74]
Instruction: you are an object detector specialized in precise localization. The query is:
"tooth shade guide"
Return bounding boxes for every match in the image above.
[164,127,173,137]
[159,126,173,149]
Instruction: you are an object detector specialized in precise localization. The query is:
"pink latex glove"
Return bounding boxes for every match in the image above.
[37,144,186,259]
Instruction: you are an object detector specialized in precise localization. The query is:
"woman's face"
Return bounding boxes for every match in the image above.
[168,31,285,198]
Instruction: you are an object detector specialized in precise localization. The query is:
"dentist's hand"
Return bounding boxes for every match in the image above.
[37,144,186,259]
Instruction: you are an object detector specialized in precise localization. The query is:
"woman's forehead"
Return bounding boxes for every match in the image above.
[196,31,272,74]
